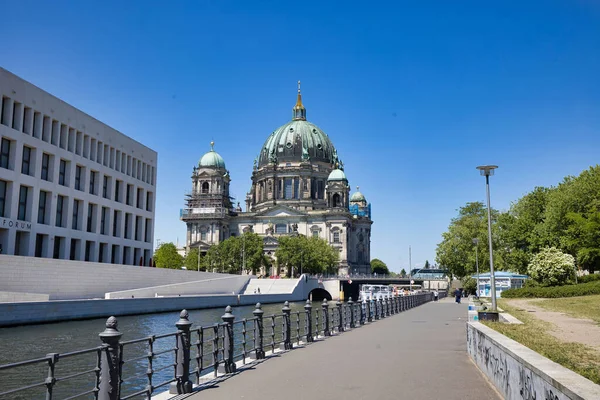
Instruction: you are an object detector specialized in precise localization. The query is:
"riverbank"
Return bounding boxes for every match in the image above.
[0,292,301,327]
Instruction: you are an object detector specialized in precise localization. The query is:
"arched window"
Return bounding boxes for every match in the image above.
[332,193,341,207]
[202,182,209,194]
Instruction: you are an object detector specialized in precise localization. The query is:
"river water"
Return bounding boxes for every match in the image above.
[0,301,340,399]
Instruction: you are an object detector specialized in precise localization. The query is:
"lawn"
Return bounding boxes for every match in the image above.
[531,295,600,325]
[481,299,600,384]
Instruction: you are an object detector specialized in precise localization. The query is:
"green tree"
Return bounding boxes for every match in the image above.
[527,247,575,286]
[400,268,407,277]
[276,235,339,276]
[463,277,477,295]
[371,258,390,275]
[154,242,184,269]
[183,248,203,271]
[424,260,430,269]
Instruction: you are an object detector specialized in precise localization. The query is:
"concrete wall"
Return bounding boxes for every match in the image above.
[0,291,49,302]
[0,293,300,327]
[467,322,600,400]
[243,276,333,301]
[0,255,243,300]
[105,275,251,298]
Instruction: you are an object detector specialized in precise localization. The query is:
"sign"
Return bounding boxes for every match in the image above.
[0,218,31,231]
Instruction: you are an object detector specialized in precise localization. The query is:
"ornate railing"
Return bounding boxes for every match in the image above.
[0,293,437,399]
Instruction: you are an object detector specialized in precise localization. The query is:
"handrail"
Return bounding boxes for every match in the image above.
[0,293,436,399]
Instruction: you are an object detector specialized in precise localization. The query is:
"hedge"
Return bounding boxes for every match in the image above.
[501,280,600,298]
[578,274,600,284]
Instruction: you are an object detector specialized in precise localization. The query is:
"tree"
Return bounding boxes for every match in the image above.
[276,235,339,276]
[154,243,184,269]
[400,268,407,277]
[183,248,203,271]
[527,247,575,286]
[463,277,477,295]
[424,260,430,269]
[371,258,390,275]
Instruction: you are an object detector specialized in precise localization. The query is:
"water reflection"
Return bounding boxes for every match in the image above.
[0,301,337,399]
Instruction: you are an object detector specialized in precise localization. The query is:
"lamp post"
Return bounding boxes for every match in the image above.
[472,238,479,297]
[477,165,498,312]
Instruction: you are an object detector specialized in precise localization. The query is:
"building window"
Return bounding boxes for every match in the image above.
[1,138,11,169]
[89,171,97,195]
[124,213,130,239]
[56,195,65,227]
[72,199,80,230]
[100,207,108,235]
[284,178,292,199]
[21,146,32,175]
[113,210,119,237]
[115,180,122,202]
[103,176,109,199]
[200,230,207,241]
[136,188,143,209]
[312,230,319,238]
[202,182,209,194]
[87,203,95,232]
[146,192,153,211]
[38,190,48,224]
[75,165,83,191]
[41,153,51,181]
[126,184,132,206]
[0,180,6,217]
[18,186,28,221]
[59,159,67,186]
[333,231,340,243]
[275,224,287,234]
[53,237,62,259]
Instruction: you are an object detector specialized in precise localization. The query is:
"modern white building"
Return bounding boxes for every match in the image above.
[0,68,157,265]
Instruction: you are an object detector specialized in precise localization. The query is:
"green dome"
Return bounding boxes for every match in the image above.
[257,120,338,167]
[350,187,366,202]
[328,169,347,182]
[199,142,226,169]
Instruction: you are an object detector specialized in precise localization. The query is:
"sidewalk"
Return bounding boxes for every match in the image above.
[180,298,500,400]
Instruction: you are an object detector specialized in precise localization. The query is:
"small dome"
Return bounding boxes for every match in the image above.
[350,186,366,202]
[199,142,226,169]
[327,169,347,182]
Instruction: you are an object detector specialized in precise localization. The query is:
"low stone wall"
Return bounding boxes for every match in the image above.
[0,291,49,302]
[0,293,297,327]
[467,322,600,400]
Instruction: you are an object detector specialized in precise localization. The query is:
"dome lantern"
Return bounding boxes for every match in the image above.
[292,80,306,121]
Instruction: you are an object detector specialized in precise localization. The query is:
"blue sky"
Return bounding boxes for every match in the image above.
[2,1,599,272]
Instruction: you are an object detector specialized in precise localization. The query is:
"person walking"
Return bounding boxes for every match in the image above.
[433,290,439,302]
[454,288,462,304]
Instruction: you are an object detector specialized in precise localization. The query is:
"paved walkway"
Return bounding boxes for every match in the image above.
[183,298,500,400]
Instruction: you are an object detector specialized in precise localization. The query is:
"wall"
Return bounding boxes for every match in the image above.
[0,293,300,327]
[105,275,251,298]
[0,255,244,299]
[0,291,49,302]
[467,322,600,400]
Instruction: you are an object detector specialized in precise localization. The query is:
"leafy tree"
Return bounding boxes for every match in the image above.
[400,268,407,277]
[424,260,430,269]
[183,248,203,271]
[527,247,575,286]
[463,277,477,295]
[154,243,184,269]
[276,235,339,276]
[371,258,390,275]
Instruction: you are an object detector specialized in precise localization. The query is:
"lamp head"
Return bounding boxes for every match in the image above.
[472,238,479,245]
[476,165,498,176]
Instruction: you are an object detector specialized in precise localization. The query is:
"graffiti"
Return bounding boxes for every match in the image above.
[519,366,537,400]
[544,388,559,400]
[489,350,511,393]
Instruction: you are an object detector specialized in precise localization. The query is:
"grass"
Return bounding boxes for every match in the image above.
[481,299,600,384]
[530,295,600,325]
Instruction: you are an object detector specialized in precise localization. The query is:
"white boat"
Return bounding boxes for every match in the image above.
[359,284,392,302]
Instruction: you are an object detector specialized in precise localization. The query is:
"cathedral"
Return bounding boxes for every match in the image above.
[180,83,372,275]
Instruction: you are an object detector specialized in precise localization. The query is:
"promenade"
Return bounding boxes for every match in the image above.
[184,298,500,400]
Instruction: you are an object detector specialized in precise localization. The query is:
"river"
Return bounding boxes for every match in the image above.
[0,300,339,399]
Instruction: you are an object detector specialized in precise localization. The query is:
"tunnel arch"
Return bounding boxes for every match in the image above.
[308,288,332,302]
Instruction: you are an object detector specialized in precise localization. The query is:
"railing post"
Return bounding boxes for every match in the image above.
[322,299,330,336]
[336,300,344,332]
[304,299,313,343]
[282,301,292,350]
[98,316,122,400]
[374,298,380,320]
[221,306,236,373]
[368,299,373,322]
[359,299,365,325]
[171,310,192,394]
[389,296,394,315]
[348,297,355,328]
[253,303,265,359]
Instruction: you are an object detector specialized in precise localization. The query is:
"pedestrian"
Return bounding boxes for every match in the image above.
[433,290,439,302]
[454,288,462,304]
[257,287,261,294]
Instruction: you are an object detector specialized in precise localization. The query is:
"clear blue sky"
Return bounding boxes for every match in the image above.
[2,1,599,272]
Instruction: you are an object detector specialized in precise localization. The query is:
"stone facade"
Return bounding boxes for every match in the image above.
[181,83,372,275]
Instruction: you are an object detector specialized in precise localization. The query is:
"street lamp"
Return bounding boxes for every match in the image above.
[472,238,479,297]
[477,165,498,312]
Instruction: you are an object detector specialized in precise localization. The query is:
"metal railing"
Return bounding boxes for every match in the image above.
[0,293,435,399]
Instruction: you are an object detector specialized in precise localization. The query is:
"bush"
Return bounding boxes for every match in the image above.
[527,247,575,286]
[524,279,541,288]
[578,274,600,284]
[501,280,600,298]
